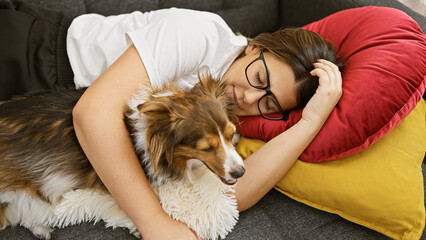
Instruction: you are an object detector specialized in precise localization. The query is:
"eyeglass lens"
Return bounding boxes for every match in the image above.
[246,57,284,119]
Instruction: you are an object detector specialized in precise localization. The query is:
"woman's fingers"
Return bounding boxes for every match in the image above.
[312,59,342,97]
[319,59,341,83]
[301,59,342,125]
[310,66,329,85]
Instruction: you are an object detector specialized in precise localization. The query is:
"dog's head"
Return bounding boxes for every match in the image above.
[136,74,245,185]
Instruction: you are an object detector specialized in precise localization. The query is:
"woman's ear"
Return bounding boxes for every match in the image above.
[245,44,259,55]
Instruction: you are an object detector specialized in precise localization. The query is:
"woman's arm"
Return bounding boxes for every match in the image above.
[234,59,342,211]
[73,44,200,240]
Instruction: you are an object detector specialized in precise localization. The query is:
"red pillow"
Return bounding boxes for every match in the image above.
[236,7,426,162]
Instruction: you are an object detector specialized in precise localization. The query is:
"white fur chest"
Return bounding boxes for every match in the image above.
[152,159,239,240]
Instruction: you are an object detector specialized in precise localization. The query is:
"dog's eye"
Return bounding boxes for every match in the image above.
[201,146,214,152]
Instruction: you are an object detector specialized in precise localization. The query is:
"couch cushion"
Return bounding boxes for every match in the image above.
[25,0,86,18]
[24,0,279,37]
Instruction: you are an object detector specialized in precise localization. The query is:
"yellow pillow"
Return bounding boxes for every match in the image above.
[236,99,426,240]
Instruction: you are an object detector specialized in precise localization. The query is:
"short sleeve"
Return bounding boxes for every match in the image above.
[126,8,247,88]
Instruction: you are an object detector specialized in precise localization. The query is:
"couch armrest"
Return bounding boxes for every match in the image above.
[279,0,426,33]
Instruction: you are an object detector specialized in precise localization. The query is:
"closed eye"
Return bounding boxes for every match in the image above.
[264,101,272,112]
[262,96,279,113]
[255,72,265,86]
[196,134,219,153]
[201,146,214,152]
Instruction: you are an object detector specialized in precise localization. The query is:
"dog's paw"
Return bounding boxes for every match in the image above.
[29,225,53,240]
[232,131,241,146]
[133,231,142,239]
[0,205,9,230]
[0,219,7,230]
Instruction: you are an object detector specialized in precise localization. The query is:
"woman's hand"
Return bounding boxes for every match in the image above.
[140,212,202,240]
[301,59,342,125]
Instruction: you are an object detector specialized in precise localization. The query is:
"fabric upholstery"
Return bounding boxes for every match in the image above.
[23,0,279,37]
[2,0,425,239]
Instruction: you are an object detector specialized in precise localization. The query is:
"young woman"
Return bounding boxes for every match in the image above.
[1,2,342,240]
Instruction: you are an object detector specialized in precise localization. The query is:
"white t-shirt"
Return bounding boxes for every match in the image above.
[66,8,248,89]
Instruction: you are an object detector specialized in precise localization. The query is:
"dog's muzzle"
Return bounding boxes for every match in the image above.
[220,166,245,185]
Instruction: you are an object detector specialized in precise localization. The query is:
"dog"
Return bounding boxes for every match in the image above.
[0,74,245,240]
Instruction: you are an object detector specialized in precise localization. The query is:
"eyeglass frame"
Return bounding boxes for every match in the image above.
[245,49,289,121]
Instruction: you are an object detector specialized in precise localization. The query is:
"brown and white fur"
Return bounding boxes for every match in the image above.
[0,74,245,240]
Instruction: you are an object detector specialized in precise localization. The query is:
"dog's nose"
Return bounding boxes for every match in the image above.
[230,166,245,179]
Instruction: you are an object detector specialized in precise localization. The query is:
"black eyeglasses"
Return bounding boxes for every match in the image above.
[245,50,289,121]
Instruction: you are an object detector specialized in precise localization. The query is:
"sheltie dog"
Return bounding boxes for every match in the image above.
[0,74,245,240]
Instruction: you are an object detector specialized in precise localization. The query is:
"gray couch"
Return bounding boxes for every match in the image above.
[1,0,425,239]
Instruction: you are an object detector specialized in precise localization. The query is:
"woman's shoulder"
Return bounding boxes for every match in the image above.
[151,8,223,20]
[145,8,230,32]
[70,7,223,24]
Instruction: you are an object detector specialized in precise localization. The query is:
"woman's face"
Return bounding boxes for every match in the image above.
[223,45,298,117]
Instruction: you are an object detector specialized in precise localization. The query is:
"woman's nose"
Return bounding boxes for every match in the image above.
[243,88,265,105]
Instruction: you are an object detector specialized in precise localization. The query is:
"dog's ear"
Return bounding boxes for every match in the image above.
[137,100,170,116]
[137,98,185,179]
[146,126,175,173]
[137,98,173,164]
[195,73,238,122]
[195,71,219,96]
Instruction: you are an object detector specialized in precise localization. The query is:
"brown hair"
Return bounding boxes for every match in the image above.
[245,28,341,109]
